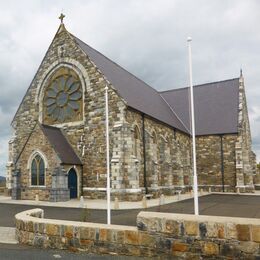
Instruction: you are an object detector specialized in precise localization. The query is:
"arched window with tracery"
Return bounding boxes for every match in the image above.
[43,67,83,124]
[31,154,45,186]
[133,126,140,157]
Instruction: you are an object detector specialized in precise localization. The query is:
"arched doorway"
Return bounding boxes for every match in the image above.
[68,168,78,199]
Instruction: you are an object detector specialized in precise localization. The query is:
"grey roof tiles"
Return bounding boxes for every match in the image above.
[160,79,239,135]
[41,124,82,165]
[73,35,239,136]
[73,36,188,133]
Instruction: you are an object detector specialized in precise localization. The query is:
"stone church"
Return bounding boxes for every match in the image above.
[6,18,257,201]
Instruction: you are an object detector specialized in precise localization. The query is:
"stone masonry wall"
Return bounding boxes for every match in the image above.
[10,25,127,200]
[18,124,61,201]
[16,208,260,259]
[196,134,237,192]
[235,76,255,191]
[124,109,192,198]
[196,76,256,193]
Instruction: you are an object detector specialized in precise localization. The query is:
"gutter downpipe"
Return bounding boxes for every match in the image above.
[142,113,148,194]
[220,135,225,192]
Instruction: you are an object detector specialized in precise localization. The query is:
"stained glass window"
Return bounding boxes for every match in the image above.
[43,68,83,124]
[31,155,45,186]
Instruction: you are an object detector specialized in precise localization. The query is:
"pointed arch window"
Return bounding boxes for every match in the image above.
[152,131,158,161]
[152,131,157,144]
[133,126,141,157]
[31,154,45,186]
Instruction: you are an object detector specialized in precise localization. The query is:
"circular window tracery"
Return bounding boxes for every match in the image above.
[43,68,83,124]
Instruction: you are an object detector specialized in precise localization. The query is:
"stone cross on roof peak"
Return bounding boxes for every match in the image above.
[59,13,65,24]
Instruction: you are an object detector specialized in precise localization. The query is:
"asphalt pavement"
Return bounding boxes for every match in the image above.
[0,243,147,260]
[1,194,260,259]
[1,194,260,228]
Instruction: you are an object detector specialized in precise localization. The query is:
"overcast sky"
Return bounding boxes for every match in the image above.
[0,0,260,175]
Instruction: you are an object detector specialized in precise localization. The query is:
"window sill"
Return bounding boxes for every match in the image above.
[29,186,47,190]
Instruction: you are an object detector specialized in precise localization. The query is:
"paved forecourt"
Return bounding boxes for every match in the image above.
[0,243,145,259]
[1,193,260,228]
[1,193,260,246]
[0,191,196,209]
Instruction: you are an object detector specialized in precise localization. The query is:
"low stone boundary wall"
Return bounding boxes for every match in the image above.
[15,209,260,258]
[138,212,260,258]
[0,187,5,194]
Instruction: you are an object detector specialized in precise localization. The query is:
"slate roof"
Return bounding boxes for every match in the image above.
[41,124,82,165]
[160,78,239,135]
[73,35,240,136]
[73,36,189,133]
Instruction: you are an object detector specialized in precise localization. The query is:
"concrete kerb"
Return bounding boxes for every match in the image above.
[211,191,260,196]
[0,192,209,210]
[1,191,259,210]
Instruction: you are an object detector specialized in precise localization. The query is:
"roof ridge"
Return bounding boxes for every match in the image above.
[159,94,190,134]
[72,34,161,95]
[160,77,240,93]
[70,34,192,133]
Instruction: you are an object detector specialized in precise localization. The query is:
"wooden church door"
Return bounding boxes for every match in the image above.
[68,168,77,199]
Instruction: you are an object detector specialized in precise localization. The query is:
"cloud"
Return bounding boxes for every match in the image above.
[0,0,260,176]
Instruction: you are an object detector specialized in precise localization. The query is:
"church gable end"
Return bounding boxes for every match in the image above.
[8,21,129,201]
[10,22,127,169]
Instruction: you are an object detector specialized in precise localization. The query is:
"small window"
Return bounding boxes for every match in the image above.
[31,155,45,186]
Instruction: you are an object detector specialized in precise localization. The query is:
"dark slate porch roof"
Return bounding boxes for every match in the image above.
[160,78,239,136]
[41,124,82,165]
[73,34,239,136]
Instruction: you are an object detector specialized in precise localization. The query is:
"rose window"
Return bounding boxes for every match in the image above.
[43,72,82,124]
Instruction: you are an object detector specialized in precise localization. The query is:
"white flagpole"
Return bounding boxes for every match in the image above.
[105,85,111,224]
[187,37,199,215]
